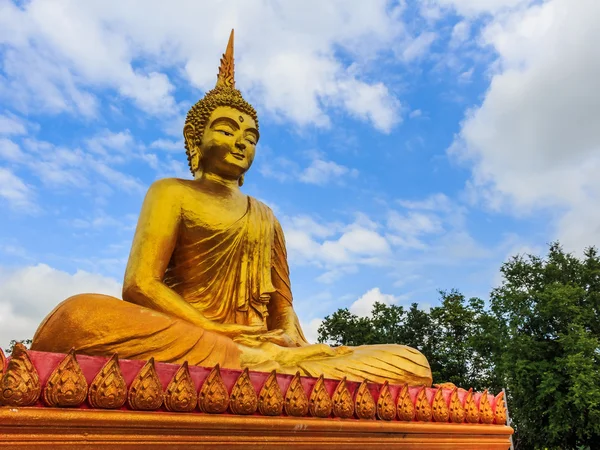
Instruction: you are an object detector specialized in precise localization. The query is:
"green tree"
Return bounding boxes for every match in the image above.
[317,291,500,391]
[4,338,32,354]
[491,243,600,449]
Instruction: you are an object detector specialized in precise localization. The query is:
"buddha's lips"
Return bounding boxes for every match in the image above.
[230,152,245,160]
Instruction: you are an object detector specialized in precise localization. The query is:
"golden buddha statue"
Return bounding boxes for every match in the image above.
[31,31,432,386]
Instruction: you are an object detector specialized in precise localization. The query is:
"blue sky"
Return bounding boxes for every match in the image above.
[1,0,599,348]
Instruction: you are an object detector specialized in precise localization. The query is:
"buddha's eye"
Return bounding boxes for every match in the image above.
[246,138,256,145]
[216,129,234,137]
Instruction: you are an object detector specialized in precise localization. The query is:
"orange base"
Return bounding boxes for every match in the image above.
[1,407,513,449]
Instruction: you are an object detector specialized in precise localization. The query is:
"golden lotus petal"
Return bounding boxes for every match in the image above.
[354,379,376,420]
[376,381,396,421]
[396,383,415,421]
[230,367,258,415]
[414,387,432,422]
[258,370,283,416]
[332,377,354,419]
[449,388,466,423]
[464,388,479,424]
[0,348,6,376]
[43,348,88,407]
[0,343,41,407]
[127,357,163,411]
[494,391,507,425]
[165,361,197,412]
[479,389,494,424]
[309,375,332,418]
[88,353,127,409]
[431,387,449,423]
[284,371,309,417]
[198,364,229,414]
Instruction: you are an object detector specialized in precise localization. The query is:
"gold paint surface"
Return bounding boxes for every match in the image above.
[0,348,6,375]
[396,384,415,422]
[198,364,229,414]
[284,371,309,417]
[465,389,480,424]
[449,388,466,423]
[42,349,87,407]
[332,377,354,419]
[164,361,197,412]
[414,387,432,422]
[376,381,396,421]
[432,387,449,423]
[479,390,494,424]
[258,370,284,416]
[0,343,40,407]
[127,358,163,411]
[87,354,127,409]
[309,375,332,418]
[229,368,258,415]
[354,380,376,420]
[494,391,507,425]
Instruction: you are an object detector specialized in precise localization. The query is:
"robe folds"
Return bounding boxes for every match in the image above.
[32,197,432,385]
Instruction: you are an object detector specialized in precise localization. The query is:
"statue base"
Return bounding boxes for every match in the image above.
[0,407,513,449]
[0,346,513,449]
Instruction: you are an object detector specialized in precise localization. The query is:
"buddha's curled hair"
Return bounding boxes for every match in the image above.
[184,86,259,175]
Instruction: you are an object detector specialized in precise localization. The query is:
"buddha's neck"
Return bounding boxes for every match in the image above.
[196,172,241,197]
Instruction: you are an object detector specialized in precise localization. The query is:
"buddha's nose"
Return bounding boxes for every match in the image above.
[235,138,246,151]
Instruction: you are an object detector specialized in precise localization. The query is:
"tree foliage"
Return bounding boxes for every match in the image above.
[318,243,600,450]
[4,339,32,355]
[491,243,600,449]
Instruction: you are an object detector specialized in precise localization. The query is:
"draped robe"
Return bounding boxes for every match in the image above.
[31,197,432,385]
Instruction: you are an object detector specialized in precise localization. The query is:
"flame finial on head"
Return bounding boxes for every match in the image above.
[184,28,258,178]
[217,29,235,89]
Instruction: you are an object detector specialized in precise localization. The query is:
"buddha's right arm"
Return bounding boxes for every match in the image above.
[122,179,215,329]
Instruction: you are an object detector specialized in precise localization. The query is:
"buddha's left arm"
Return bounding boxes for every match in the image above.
[267,219,310,346]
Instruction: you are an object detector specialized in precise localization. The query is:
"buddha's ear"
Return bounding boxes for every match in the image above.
[183,123,201,174]
[238,174,244,187]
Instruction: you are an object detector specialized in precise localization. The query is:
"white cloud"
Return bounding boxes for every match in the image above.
[150,139,183,152]
[283,216,390,272]
[0,113,26,135]
[0,167,35,210]
[0,138,25,162]
[397,193,453,212]
[425,0,533,17]
[299,158,358,185]
[86,129,135,157]
[448,0,600,250]
[0,0,415,131]
[0,264,121,351]
[349,287,398,317]
[260,152,358,187]
[450,20,471,48]
[10,134,147,195]
[409,109,423,119]
[301,318,324,344]
[399,32,437,62]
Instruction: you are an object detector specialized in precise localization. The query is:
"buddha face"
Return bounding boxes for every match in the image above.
[186,106,259,182]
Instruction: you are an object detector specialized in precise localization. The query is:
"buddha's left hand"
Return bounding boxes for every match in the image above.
[234,329,298,348]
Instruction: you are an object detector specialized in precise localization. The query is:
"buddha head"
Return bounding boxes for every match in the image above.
[183,30,259,186]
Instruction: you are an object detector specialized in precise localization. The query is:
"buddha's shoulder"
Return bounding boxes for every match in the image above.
[147,177,193,192]
[248,196,278,219]
[144,177,194,200]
